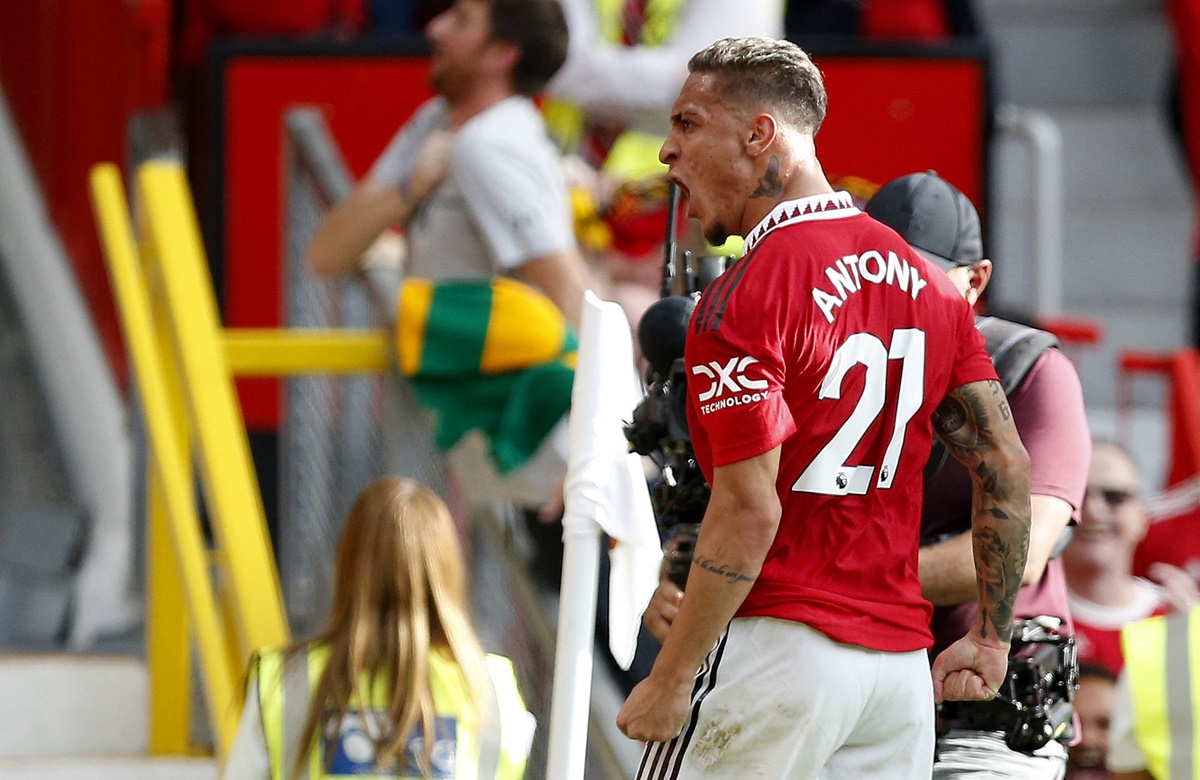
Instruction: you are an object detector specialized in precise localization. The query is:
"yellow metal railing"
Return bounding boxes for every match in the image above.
[88,160,390,758]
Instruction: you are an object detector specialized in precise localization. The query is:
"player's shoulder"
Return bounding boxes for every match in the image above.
[690,244,776,336]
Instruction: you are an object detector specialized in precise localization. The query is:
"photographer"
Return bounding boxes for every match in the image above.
[866,172,1088,778]
[639,171,1087,777]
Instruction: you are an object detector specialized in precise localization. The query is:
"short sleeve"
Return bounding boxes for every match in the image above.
[685,309,795,468]
[219,677,272,780]
[450,128,573,270]
[947,302,998,390]
[1013,349,1091,512]
[367,98,449,189]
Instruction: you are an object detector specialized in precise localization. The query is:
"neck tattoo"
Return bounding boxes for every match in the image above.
[750,155,783,198]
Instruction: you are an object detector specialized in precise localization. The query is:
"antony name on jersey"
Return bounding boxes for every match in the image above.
[812,249,930,324]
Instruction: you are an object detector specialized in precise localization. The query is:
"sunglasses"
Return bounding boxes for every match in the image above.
[1086,487,1138,507]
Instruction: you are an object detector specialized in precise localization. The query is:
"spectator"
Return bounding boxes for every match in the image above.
[1107,604,1200,779]
[548,0,782,141]
[545,0,784,326]
[219,476,535,779]
[1063,441,1171,677]
[867,171,1089,778]
[1068,663,1117,780]
[307,0,593,512]
[617,37,1030,777]
[308,0,589,324]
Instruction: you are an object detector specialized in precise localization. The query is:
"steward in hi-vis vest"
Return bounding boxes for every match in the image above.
[254,644,531,780]
[1121,606,1200,779]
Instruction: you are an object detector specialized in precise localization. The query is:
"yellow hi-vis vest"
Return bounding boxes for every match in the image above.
[255,644,528,779]
[1121,607,1200,779]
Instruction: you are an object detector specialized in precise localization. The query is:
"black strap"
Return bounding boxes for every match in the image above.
[975,316,1060,396]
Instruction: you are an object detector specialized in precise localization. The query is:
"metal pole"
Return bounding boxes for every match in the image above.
[660,181,681,298]
[995,105,1065,316]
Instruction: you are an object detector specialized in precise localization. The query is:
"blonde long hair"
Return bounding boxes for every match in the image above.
[289,476,488,778]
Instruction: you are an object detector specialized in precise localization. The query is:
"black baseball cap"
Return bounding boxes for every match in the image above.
[864,171,984,271]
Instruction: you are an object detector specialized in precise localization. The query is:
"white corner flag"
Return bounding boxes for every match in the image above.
[547,291,661,780]
[566,291,661,667]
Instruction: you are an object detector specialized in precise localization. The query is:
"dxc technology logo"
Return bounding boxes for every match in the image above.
[691,356,770,414]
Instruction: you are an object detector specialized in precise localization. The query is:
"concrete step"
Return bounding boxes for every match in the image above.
[0,654,146,757]
[0,756,216,780]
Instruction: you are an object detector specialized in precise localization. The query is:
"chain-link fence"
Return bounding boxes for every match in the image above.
[279,107,633,778]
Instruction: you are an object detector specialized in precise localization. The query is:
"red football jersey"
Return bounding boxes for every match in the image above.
[685,192,998,652]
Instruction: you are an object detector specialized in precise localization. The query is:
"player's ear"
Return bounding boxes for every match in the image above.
[745,113,778,156]
[969,259,993,301]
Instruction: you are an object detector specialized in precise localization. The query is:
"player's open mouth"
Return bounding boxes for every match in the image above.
[668,176,689,201]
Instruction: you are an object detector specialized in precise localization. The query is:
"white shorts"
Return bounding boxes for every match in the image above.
[636,617,936,780]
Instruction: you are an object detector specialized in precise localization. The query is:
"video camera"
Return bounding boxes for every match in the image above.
[939,616,1078,753]
[624,349,708,589]
[622,184,729,588]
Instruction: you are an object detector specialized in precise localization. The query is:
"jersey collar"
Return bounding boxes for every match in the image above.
[742,191,859,254]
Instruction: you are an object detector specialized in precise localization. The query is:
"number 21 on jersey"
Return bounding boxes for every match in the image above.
[792,328,926,496]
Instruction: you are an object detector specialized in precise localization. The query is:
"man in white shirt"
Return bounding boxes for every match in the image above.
[308,0,594,512]
[308,0,591,328]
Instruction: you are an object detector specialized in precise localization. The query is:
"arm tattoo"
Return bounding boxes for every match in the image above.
[932,394,969,439]
[936,380,1030,643]
[693,555,756,585]
[974,525,1020,641]
[750,156,783,198]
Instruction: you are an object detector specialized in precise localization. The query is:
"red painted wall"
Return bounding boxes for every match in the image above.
[818,56,986,209]
[0,0,172,388]
[217,54,434,427]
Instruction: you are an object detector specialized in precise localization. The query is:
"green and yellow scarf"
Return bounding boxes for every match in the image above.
[395,277,577,474]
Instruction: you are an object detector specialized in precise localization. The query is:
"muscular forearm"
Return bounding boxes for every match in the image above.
[970,455,1031,642]
[648,519,766,684]
[933,379,1031,644]
[646,455,781,684]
